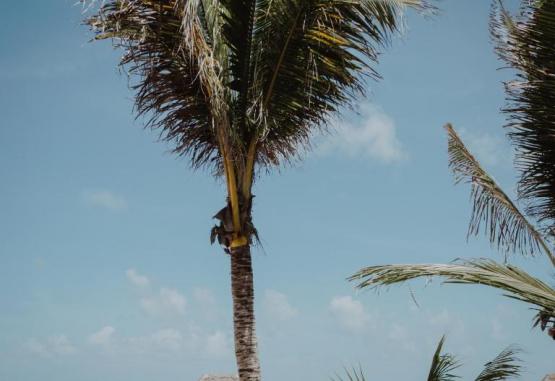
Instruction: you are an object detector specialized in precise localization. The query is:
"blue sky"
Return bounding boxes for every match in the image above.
[1,1,553,380]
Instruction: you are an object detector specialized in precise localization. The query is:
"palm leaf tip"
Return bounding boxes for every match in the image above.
[427,336,460,381]
[331,366,367,381]
[475,346,522,381]
[444,123,555,265]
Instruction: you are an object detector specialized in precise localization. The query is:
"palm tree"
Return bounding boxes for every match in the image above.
[427,337,521,381]
[351,125,555,337]
[82,0,431,379]
[332,336,521,381]
[350,0,555,341]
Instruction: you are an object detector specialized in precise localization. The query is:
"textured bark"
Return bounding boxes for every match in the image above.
[229,244,261,381]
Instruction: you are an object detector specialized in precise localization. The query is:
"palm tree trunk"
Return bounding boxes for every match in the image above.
[229,243,261,381]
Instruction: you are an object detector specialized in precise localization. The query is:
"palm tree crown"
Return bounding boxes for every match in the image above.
[85,0,428,173]
[85,0,431,246]
[83,1,432,379]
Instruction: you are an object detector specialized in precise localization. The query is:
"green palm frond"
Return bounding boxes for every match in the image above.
[474,346,521,381]
[85,0,223,170]
[331,366,367,381]
[331,339,521,381]
[491,1,555,231]
[445,124,555,266]
[250,0,434,168]
[427,336,460,381]
[84,0,433,175]
[350,259,555,316]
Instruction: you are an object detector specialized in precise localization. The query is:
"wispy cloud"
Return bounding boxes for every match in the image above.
[83,190,127,211]
[103,272,231,358]
[24,335,76,357]
[125,270,187,317]
[459,128,511,168]
[426,309,466,341]
[489,304,517,341]
[145,328,184,352]
[319,104,407,163]
[126,269,150,288]
[193,287,219,319]
[329,295,371,333]
[140,287,187,317]
[388,323,416,352]
[263,290,298,321]
[87,325,230,358]
[105,328,184,354]
[89,326,116,346]
[203,331,230,357]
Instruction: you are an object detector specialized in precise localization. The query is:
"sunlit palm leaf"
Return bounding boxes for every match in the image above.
[83,0,433,175]
[250,0,434,168]
[445,124,555,266]
[474,346,521,381]
[491,1,555,232]
[350,259,555,315]
[427,336,460,381]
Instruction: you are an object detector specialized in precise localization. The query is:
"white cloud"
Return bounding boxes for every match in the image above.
[388,323,416,352]
[50,335,77,355]
[388,323,407,342]
[126,269,150,287]
[88,327,183,354]
[427,309,465,337]
[140,287,187,316]
[87,326,228,358]
[140,298,158,315]
[25,338,49,357]
[193,287,217,308]
[263,290,298,321]
[491,318,504,341]
[193,287,219,319]
[428,309,450,326]
[123,329,184,354]
[204,331,230,357]
[329,296,371,333]
[490,304,516,341]
[83,190,127,211]
[319,105,407,163]
[160,288,187,314]
[25,335,76,357]
[459,128,510,168]
[125,271,187,317]
[89,326,116,346]
[150,329,183,351]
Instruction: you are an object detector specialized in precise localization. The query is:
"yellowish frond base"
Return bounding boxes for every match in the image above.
[230,235,248,249]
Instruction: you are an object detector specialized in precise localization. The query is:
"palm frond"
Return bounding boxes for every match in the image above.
[350,259,555,317]
[245,0,435,168]
[84,0,222,170]
[84,0,434,177]
[331,366,367,381]
[427,336,460,381]
[474,346,522,381]
[445,124,555,265]
[491,1,555,232]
